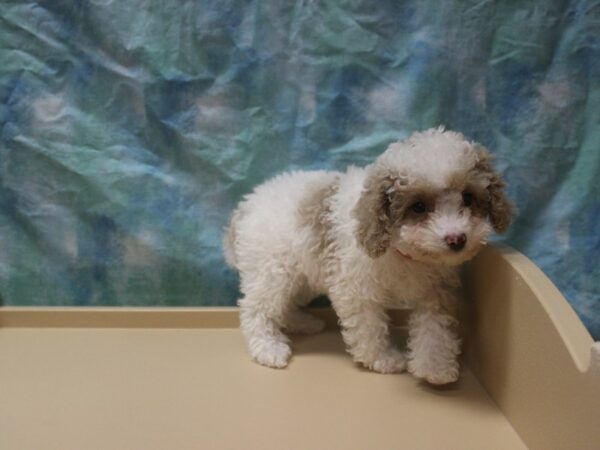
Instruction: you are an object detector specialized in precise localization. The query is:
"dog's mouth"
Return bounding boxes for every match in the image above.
[393,242,483,266]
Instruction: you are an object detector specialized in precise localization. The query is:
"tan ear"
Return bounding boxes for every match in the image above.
[474,145,515,234]
[352,170,397,258]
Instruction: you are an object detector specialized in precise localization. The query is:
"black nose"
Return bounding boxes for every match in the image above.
[445,233,467,251]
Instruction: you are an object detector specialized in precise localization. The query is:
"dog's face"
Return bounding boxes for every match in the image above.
[353,128,514,266]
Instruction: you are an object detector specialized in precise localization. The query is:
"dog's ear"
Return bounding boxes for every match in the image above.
[352,170,398,258]
[473,145,515,233]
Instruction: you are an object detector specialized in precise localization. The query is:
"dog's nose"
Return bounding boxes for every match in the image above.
[445,233,467,251]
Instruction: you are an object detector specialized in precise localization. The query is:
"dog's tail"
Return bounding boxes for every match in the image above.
[222,209,241,269]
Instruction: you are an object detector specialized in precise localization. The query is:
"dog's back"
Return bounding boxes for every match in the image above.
[223,170,340,273]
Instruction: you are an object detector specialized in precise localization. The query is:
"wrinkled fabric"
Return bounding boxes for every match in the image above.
[0,1,598,337]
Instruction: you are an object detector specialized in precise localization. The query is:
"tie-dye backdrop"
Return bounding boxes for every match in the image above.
[1,1,598,337]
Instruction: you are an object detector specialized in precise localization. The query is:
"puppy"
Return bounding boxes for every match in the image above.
[224,127,513,384]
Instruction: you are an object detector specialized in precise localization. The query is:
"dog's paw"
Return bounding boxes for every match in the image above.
[251,340,292,369]
[369,349,407,374]
[283,311,326,335]
[408,360,459,385]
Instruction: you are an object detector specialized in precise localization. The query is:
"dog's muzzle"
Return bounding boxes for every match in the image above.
[444,233,466,252]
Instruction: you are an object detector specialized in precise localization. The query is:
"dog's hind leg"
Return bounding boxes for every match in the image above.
[238,271,304,368]
[239,297,292,368]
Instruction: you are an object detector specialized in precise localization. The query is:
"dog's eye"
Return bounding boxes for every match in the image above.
[462,192,473,207]
[410,201,427,214]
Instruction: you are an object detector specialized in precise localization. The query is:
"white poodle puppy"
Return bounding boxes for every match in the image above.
[224,127,513,384]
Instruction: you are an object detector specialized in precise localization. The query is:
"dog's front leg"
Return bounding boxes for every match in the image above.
[407,288,461,385]
[333,297,406,374]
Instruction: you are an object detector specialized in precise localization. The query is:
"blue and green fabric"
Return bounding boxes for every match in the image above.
[0,1,598,338]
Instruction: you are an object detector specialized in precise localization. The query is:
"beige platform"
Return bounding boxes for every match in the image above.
[1,245,598,450]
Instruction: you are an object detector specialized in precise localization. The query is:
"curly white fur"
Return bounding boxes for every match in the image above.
[224,127,513,384]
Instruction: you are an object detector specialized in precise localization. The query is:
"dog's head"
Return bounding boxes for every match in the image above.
[352,128,514,266]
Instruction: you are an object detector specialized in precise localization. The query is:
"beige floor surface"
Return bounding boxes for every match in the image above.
[0,327,526,450]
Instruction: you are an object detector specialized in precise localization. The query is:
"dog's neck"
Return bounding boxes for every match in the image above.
[394,248,413,260]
